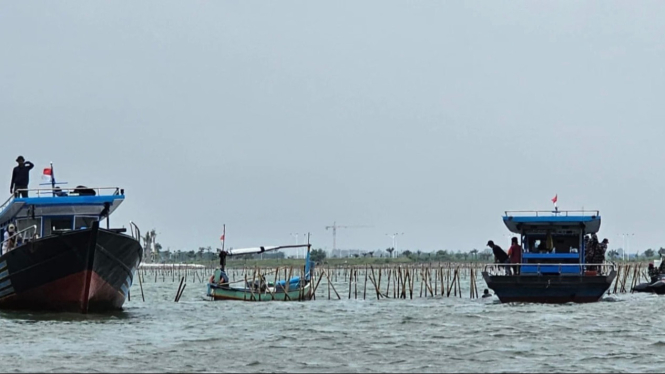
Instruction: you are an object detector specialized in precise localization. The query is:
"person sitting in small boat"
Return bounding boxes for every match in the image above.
[219,270,229,285]
[487,240,510,275]
[482,289,492,298]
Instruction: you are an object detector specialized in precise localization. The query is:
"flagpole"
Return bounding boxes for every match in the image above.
[50,162,55,196]
[221,224,226,252]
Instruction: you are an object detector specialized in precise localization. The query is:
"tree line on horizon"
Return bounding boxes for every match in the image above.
[140,230,665,263]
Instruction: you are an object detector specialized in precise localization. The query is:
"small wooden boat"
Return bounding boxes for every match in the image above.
[206,243,314,301]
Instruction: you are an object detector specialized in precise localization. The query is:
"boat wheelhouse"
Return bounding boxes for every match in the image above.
[482,210,616,303]
[0,184,143,313]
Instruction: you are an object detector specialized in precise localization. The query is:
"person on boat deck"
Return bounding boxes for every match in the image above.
[592,238,609,274]
[54,186,68,197]
[507,236,522,275]
[487,240,510,275]
[585,234,599,271]
[10,156,34,198]
[648,263,659,283]
[2,224,17,255]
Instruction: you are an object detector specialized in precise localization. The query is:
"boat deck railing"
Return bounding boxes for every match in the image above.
[483,262,616,276]
[1,224,38,254]
[129,221,141,242]
[504,210,599,217]
[0,186,124,212]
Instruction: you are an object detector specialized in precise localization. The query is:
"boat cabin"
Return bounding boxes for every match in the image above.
[0,187,125,242]
[503,210,601,275]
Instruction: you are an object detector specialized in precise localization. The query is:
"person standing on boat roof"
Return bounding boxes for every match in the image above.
[10,156,34,198]
[487,240,510,275]
[507,236,522,275]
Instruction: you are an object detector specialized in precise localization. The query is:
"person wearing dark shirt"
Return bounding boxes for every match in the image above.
[487,240,511,275]
[10,156,34,197]
[218,249,228,271]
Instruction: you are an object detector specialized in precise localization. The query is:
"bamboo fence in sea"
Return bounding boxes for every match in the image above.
[130,262,654,302]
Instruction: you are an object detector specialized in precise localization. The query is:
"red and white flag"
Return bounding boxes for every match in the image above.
[551,194,557,204]
[42,167,53,183]
[220,234,225,241]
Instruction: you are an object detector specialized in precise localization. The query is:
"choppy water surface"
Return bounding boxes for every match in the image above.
[1,281,664,373]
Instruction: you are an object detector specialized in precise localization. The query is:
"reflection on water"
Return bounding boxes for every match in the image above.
[1,281,664,373]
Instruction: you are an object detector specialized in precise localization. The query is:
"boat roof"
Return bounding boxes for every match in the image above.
[227,244,310,256]
[0,187,125,227]
[503,210,601,234]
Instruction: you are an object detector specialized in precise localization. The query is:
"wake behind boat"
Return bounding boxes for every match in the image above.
[0,165,143,313]
[206,244,315,301]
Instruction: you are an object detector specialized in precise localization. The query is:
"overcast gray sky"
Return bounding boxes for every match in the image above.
[1,1,664,254]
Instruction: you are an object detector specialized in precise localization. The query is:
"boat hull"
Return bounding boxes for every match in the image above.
[482,270,616,303]
[207,282,312,301]
[633,280,665,295]
[0,222,142,312]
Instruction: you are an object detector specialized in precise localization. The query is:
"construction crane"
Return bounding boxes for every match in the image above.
[325,221,370,256]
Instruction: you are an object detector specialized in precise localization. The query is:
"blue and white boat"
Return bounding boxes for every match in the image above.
[0,165,143,313]
[482,210,617,303]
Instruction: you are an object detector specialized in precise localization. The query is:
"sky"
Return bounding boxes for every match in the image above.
[1,1,664,255]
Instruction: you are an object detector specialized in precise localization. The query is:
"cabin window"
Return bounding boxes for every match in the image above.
[525,234,580,254]
[15,218,41,237]
[75,217,97,230]
[43,217,74,236]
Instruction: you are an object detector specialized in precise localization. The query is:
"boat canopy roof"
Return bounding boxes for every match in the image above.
[0,187,125,228]
[503,210,601,234]
[227,244,310,256]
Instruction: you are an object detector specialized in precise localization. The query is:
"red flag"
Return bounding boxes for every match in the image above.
[220,234,225,241]
[551,194,558,204]
[42,167,53,183]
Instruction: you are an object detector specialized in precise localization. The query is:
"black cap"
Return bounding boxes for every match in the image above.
[487,240,494,246]
[16,156,24,162]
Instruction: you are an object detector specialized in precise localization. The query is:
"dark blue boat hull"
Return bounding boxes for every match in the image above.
[482,271,616,303]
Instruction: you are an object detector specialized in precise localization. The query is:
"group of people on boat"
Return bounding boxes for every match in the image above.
[487,237,522,275]
[648,260,665,282]
[584,233,609,273]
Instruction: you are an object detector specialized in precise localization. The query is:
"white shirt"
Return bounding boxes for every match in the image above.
[2,231,9,255]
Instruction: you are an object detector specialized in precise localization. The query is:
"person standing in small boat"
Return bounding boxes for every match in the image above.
[218,249,228,271]
[217,249,230,285]
[10,156,34,198]
[487,240,511,275]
